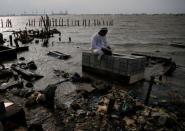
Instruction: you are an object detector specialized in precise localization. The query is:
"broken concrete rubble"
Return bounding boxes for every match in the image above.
[11,64,43,81]
[0,81,23,93]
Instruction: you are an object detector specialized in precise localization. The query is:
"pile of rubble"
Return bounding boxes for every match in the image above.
[0,63,185,130]
[54,84,184,130]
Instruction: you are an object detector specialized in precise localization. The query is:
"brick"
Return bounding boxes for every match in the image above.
[82,51,146,78]
[94,55,101,68]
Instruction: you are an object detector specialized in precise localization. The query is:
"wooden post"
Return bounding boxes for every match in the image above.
[28,19,30,26]
[55,19,58,26]
[61,19,63,26]
[10,19,12,28]
[49,19,51,26]
[67,19,69,26]
[106,21,109,26]
[145,76,155,105]
[94,20,96,26]
[7,19,9,27]
[9,35,13,46]
[59,18,61,26]
[85,19,87,26]
[9,19,12,28]
[40,19,42,26]
[52,18,55,27]
[109,20,112,26]
[71,20,73,26]
[88,20,90,26]
[34,19,35,26]
[107,98,115,114]
[103,20,105,26]
[69,37,71,43]
[6,19,7,27]
[1,19,3,28]
[78,20,80,26]
[99,20,101,26]
[74,20,76,26]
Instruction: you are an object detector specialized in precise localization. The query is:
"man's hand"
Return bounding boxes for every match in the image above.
[101,48,107,52]
[101,48,112,55]
[107,46,111,49]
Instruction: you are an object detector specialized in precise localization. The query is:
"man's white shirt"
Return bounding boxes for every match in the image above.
[91,33,108,50]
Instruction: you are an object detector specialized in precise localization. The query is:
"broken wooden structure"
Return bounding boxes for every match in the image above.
[0,99,27,128]
[47,51,71,60]
[82,51,146,84]
[0,46,17,61]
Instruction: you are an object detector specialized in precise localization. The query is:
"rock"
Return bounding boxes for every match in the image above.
[0,69,13,79]
[19,57,25,61]
[25,97,36,107]
[111,114,119,119]
[97,105,108,113]
[76,109,86,117]
[36,93,46,103]
[26,82,33,88]
[55,104,66,110]
[11,66,43,81]
[137,116,146,124]
[103,98,110,105]
[71,72,81,82]
[86,111,96,116]
[27,61,37,70]
[19,63,28,69]
[150,94,157,99]
[0,33,5,44]
[28,124,43,131]
[92,81,112,93]
[81,74,92,83]
[35,40,39,44]
[43,84,57,107]
[0,81,23,93]
[160,100,167,103]
[71,102,81,111]
[107,98,115,114]
[143,108,150,116]
[157,115,168,126]
[77,83,95,93]
[24,89,34,98]
[93,97,100,103]
[123,117,136,127]
[136,101,144,108]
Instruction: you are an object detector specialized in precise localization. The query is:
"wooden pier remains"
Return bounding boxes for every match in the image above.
[26,17,114,27]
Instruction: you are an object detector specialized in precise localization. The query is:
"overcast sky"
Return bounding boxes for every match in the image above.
[1,0,185,14]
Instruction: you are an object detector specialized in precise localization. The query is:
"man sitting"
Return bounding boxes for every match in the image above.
[91,28,113,60]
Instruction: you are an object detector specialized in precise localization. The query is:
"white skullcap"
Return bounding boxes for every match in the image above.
[100,27,108,31]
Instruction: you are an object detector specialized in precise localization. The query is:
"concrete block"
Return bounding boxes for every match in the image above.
[82,55,90,66]
[129,72,144,84]
[89,54,95,67]
[82,51,146,84]
[93,55,101,68]
[101,55,112,71]
[112,57,120,74]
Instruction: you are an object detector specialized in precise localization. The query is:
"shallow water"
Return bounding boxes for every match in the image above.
[1,14,185,102]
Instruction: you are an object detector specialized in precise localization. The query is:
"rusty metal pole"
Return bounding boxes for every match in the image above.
[145,76,155,105]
